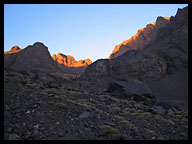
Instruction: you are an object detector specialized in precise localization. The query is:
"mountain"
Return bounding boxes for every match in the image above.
[52,53,92,74]
[4,42,92,74]
[4,42,59,72]
[52,53,92,67]
[80,6,188,108]
[109,17,170,59]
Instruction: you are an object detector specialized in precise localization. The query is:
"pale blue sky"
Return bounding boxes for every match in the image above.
[4,4,188,62]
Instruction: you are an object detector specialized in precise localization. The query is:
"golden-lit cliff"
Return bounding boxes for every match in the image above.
[52,53,92,67]
[109,17,170,59]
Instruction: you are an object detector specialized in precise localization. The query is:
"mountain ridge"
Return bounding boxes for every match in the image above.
[109,16,170,59]
[52,53,92,67]
[4,43,92,74]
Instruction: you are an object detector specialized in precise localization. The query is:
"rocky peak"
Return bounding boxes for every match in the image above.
[10,46,20,51]
[52,54,57,60]
[109,16,170,59]
[154,16,170,29]
[27,42,48,52]
[4,46,22,54]
[52,53,92,67]
[33,42,47,47]
[57,53,67,59]
[84,59,92,65]
[175,6,188,20]
[4,42,59,72]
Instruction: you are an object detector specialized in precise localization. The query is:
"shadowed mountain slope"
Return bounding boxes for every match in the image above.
[80,6,188,109]
[4,42,60,72]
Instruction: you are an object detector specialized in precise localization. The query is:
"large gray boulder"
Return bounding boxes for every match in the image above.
[107,78,155,103]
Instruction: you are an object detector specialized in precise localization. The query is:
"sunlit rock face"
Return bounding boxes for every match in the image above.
[109,16,170,59]
[4,42,59,72]
[4,46,23,54]
[52,53,92,67]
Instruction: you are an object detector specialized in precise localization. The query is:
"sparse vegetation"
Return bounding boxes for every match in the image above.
[146,129,158,137]
[120,120,138,130]
[54,103,67,109]
[4,67,188,140]
[101,125,120,134]
[113,115,125,121]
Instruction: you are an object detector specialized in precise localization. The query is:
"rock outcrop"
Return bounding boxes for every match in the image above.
[107,79,155,103]
[52,53,92,67]
[52,53,92,74]
[4,46,23,54]
[4,42,59,72]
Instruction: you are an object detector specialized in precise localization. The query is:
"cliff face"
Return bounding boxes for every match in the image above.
[51,53,92,74]
[109,17,170,59]
[52,53,92,67]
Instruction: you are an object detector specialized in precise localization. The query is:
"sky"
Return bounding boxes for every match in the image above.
[4,4,188,62]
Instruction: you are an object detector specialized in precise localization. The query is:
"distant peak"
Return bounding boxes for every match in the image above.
[10,46,20,51]
[175,6,188,20]
[152,16,170,28]
[33,42,45,46]
[57,53,67,58]
[163,17,170,20]
[4,45,22,54]
[109,15,171,59]
[52,52,92,67]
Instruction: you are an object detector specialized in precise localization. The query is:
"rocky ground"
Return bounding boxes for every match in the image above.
[4,70,188,140]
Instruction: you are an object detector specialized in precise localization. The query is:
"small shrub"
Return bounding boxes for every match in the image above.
[154,115,175,125]
[114,115,125,121]
[55,103,67,109]
[101,125,120,134]
[120,120,136,129]
[136,112,152,118]
[46,101,55,105]
[146,129,158,136]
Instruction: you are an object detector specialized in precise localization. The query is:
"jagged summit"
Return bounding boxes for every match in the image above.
[109,16,170,59]
[52,53,92,67]
[10,45,20,51]
[109,5,188,60]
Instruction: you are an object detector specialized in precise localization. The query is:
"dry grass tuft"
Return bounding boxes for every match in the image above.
[114,115,125,121]
[101,125,120,134]
[146,129,158,136]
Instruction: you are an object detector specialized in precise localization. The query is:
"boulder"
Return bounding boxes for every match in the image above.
[79,111,90,119]
[107,79,155,103]
[149,106,166,114]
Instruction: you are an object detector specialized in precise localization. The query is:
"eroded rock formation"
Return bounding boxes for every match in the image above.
[52,53,92,67]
